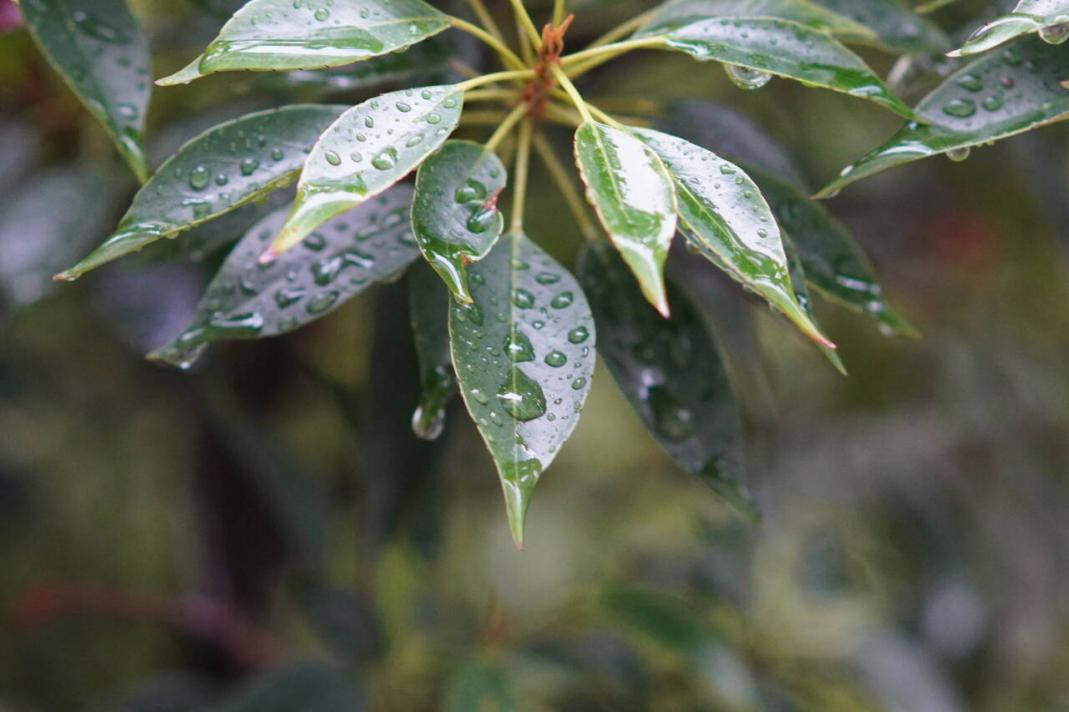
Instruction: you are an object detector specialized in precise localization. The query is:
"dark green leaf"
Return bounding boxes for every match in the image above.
[783,235,848,374]
[817,37,1069,197]
[579,243,753,513]
[574,121,677,316]
[637,0,877,44]
[412,140,507,302]
[951,0,1069,56]
[56,105,345,281]
[449,233,596,548]
[810,0,950,52]
[408,262,456,441]
[653,17,914,117]
[603,586,722,662]
[158,0,451,85]
[756,170,918,338]
[633,128,835,349]
[19,0,151,180]
[445,659,514,712]
[150,185,417,369]
[269,85,464,256]
[210,660,364,712]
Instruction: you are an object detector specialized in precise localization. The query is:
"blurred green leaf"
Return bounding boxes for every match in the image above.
[150,185,417,368]
[270,85,463,256]
[412,140,507,303]
[449,233,596,548]
[19,0,151,180]
[158,0,451,85]
[634,127,834,350]
[782,235,848,374]
[210,661,364,712]
[651,17,914,117]
[810,0,950,52]
[408,262,456,441]
[579,243,753,513]
[817,36,1069,197]
[574,121,677,316]
[951,0,1069,56]
[57,105,345,281]
[445,658,514,712]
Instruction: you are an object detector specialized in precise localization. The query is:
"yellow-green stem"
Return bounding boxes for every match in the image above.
[550,65,593,123]
[465,88,521,103]
[510,120,533,234]
[560,37,662,69]
[465,0,506,42]
[552,0,566,25]
[486,104,527,152]
[586,9,655,49]
[508,0,543,49]
[544,103,583,127]
[459,69,534,92]
[532,131,599,243]
[450,17,527,70]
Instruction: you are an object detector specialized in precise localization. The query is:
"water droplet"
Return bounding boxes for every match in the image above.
[466,207,497,234]
[240,158,260,176]
[955,73,983,92]
[412,405,445,441]
[324,150,342,166]
[189,165,210,190]
[306,290,340,314]
[535,271,560,285]
[470,387,490,405]
[567,326,589,344]
[496,369,547,421]
[313,7,330,21]
[372,148,398,170]
[274,286,305,308]
[504,330,535,362]
[455,179,487,203]
[982,94,1004,112]
[571,377,587,391]
[946,146,971,162]
[942,98,977,118]
[550,291,574,309]
[513,289,535,308]
[649,388,695,442]
[725,64,771,90]
[271,148,285,161]
[395,101,412,112]
[1039,21,1069,45]
[544,351,567,368]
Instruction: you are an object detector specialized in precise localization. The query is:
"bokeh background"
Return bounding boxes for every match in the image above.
[3,0,1069,709]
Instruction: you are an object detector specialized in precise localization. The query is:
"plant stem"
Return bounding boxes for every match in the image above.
[515,12,535,64]
[465,0,506,43]
[544,103,583,127]
[459,70,534,92]
[465,88,522,103]
[586,103,627,129]
[532,131,599,243]
[550,65,593,123]
[486,104,527,152]
[511,120,533,234]
[552,0,566,25]
[461,110,510,126]
[450,18,527,70]
[560,37,662,69]
[508,0,543,50]
[586,9,655,49]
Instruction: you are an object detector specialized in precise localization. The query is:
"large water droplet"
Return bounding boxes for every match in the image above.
[567,326,590,344]
[1039,21,1069,45]
[946,146,971,163]
[412,404,446,441]
[189,165,210,190]
[504,330,535,362]
[372,148,398,170]
[725,64,771,90]
[942,98,977,118]
[240,158,260,176]
[496,369,547,421]
[544,351,567,368]
[649,387,695,442]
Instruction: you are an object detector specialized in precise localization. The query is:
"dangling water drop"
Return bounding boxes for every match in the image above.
[946,146,971,163]
[725,64,771,90]
[1039,21,1069,45]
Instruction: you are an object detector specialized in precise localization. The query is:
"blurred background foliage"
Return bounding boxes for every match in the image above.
[3,0,1069,709]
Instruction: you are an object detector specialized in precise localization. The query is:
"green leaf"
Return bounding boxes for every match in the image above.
[637,0,878,44]
[951,1,1069,56]
[408,262,456,441]
[579,243,753,514]
[633,127,835,350]
[603,586,721,662]
[573,121,677,316]
[816,37,1069,197]
[157,0,451,85]
[809,0,950,53]
[150,185,417,369]
[755,170,918,338]
[651,18,914,117]
[56,105,345,281]
[412,140,507,303]
[449,233,596,548]
[445,659,514,712]
[19,0,151,181]
[268,85,464,257]
[783,235,848,374]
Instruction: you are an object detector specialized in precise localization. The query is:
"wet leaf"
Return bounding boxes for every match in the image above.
[637,0,877,45]
[755,170,918,338]
[633,127,834,349]
[56,105,345,281]
[817,37,1069,197]
[269,85,463,256]
[449,233,596,548]
[952,0,1069,56]
[412,140,506,302]
[573,121,677,316]
[782,235,848,374]
[579,243,753,513]
[157,0,451,85]
[19,0,151,180]
[652,17,914,117]
[150,185,417,369]
[810,0,949,53]
[408,262,456,441]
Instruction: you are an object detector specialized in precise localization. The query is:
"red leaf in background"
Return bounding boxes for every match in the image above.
[0,0,21,33]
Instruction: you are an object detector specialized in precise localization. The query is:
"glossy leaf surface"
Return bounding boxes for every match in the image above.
[817,37,1069,197]
[57,105,345,281]
[408,262,456,441]
[270,85,463,256]
[579,244,752,513]
[412,140,507,303]
[19,0,151,180]
[783,235,847,374]
[634,128,834,349]
[449,233,595,548]
[573,121,677,316]
[656,17,914,117]
[810,0,949,52]
[151,186,417,369]
[158,0,451,85]
[756,171,917,337]
[637,0,877,44]
[952,1,1069,56]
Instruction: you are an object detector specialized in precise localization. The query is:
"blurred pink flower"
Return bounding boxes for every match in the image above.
[0,0,22,33]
